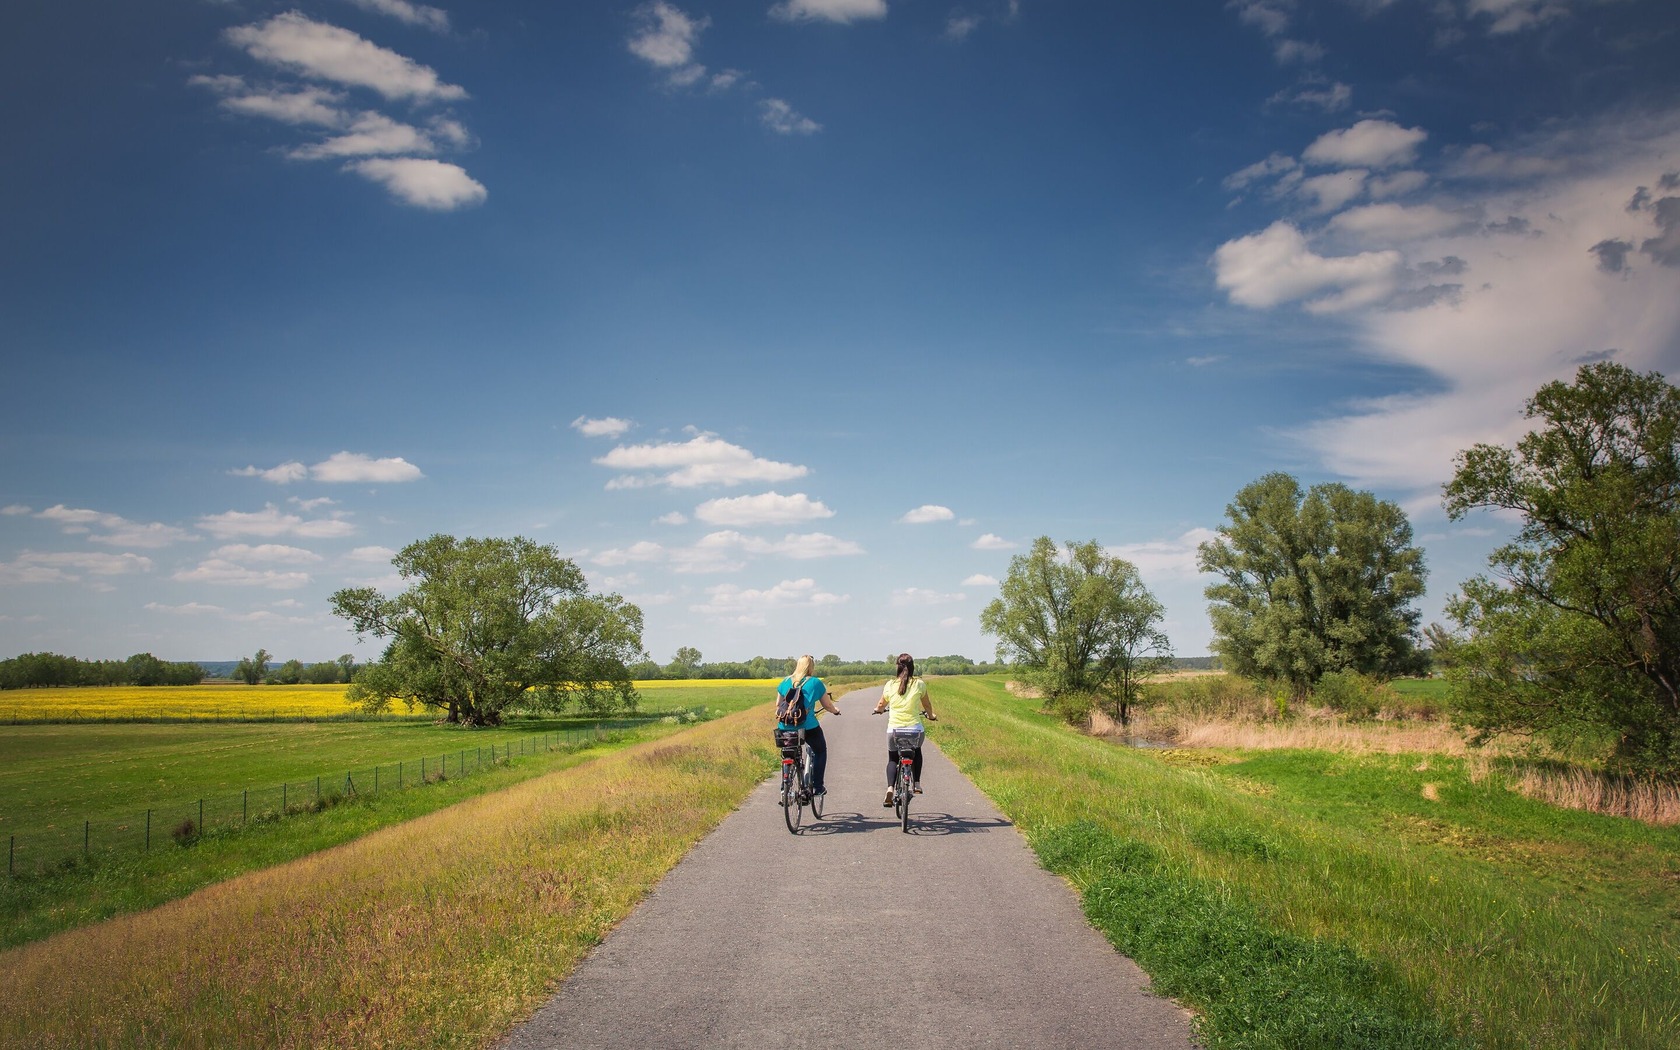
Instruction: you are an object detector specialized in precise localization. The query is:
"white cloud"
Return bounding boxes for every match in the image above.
[191,77,347,126]
[1329,203,1471,242]
[1303,120,1427,170]
[345,0,451,33]
[236,453,422,484]
[1273,38,1325,64]
[944,14,982,39]
[769,0,888,23]
[970,533,1016,551]
[1271,79,1351,112]
[628,2,709,86]
[173,559,312,589]
[345,545,398,563]
[211,543,322,564]
[571,415,634,438]
[695,492,833,526]
[1298,169,1369,212]
[347,158,487,210]
[592,541,667,567]
[691,577,848,626]
[1224,152,1298,192]
[145,601,228,615]
[198,504,357,540]
[1212,221,1403,312]
[290,112,436,159]
[890,587,966,606]
[33,505,192,548]
[289,496,337,512]
[597,433,807,488]
[939,615,963,628]
[227,12,466,103]
[1368,170,1430,199]
[310,451,425,483]
[2,505,31,516]
[1105,529,1219,580]
[0,551,154,585]
[1468,0,1568,35]
[962,573,998,587]
[1445,143,1568,181]
[898,504,955,524]
[656,511,688,525]
[761,99,821,136]
[233,461,310,484]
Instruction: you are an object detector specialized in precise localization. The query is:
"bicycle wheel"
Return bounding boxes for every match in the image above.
[782,764,803,834]
[803,745,824,818]
[898,762,913,832]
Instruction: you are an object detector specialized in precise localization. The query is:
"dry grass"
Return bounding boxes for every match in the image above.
[0,707,774,1049]
[1509,765,1680,826]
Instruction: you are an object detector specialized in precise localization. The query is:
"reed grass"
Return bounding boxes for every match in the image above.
[0,707,776,1048]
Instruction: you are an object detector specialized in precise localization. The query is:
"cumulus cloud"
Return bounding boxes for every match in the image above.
[289,112,437,159]
[198,504,357,540]
[761,99,821,135]
[628,2,709,86]
[1303,120,1427,170]
[769,0,888,23]
[236,452,423,484]
[145,601,228,616]
[347,157,486,209]
[970,533,1016,551]
[890,587,966,606]
[1271,79,1352,112]
[1298,169,1369,212]
[191,76,347,126]
[898,504,955,524]
[210,543,322,564]
[656,511,689,525]
[571,415,634,438]
[694,492,834,526]
[691,577,847,626]
[592,541,667,567]
[0,551,153,585]
[597,433,807,488]
[1,505,31,516]
[173,559,312,589]
[1329,203,1473,242]
[345,545,398,563]
[33,505,193,548]
[1212,221,1403,312]
[227,12,466,102]
[1105,529,1220,580]
[345,0,451,32]
[962,573,998,587]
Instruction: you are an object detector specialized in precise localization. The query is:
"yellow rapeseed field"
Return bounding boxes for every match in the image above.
[0,680,778,721]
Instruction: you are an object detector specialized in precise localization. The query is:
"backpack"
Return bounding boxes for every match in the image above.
[776,678,809,726]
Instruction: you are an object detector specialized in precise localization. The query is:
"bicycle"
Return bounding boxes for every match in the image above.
[888,727,923,832]
[776,728,823,833]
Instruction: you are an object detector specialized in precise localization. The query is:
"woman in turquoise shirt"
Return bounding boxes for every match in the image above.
[776,654,840,798]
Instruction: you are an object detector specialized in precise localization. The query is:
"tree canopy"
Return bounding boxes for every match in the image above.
[979,537,1173,719]
[330,535,644,725]
[1198,473,1427,697]
[1442,362,1680,777]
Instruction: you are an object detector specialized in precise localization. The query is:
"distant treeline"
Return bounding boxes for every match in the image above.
[0,652,205,689]
[630,653,1001,681]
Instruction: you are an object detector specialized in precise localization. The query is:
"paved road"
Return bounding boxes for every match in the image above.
[500,688,1196,1050]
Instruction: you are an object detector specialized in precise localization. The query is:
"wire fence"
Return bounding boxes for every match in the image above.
[4,714,691,877]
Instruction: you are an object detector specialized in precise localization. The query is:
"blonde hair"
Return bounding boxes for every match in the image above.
[791,654,815,687]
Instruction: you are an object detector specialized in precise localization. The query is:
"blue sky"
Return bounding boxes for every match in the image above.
[3,0,1678,665]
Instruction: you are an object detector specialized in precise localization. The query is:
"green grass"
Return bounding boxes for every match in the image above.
[931,677,1680,1049]
[0,685,769,949]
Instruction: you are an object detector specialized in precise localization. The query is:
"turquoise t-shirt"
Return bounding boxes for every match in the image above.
[776,676,826,731]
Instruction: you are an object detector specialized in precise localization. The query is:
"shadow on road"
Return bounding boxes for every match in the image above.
[794,810,1013,837]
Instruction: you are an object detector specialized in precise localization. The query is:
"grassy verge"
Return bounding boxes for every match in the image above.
[0,705,778,1049]
[0,687,766,950]
[931,678,1680,1050]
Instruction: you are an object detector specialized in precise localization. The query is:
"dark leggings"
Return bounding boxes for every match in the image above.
[803,726,828,792]
[887,744,924,786]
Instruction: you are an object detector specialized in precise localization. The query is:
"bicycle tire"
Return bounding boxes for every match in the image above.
[803,745,823,819]
[899,763,912,832]
[782,764,802,834]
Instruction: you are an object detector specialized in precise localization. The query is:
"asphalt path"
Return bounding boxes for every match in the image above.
[499,687,1197,1050]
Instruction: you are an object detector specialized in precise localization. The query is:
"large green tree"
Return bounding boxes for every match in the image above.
[331,535,644,725]
[1198,473,1427,698]
[980,537,1174,721]
[1442,362,1680,776]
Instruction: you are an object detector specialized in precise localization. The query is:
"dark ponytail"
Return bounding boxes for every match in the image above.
[895,653,914,696]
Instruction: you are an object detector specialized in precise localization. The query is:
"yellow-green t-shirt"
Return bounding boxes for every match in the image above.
[881,677,927,730]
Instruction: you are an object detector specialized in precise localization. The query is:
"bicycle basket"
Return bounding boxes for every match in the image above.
[774,729,802,756]
[890,728,924,753]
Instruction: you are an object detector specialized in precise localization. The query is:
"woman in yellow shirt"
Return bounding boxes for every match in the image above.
[871,652,937,807]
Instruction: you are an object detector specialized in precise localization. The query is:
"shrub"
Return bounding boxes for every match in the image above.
[1313,670,1397,719]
